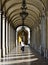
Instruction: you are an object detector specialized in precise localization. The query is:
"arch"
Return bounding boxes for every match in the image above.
[9,13,38,23]
[8,8,39,21]
[16,26,30,46]
[11,16,36,25]
[13,20,34,28]
[5,3,40,15]
[2,0,45,10]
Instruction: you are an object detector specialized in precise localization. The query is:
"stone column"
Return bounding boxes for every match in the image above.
[41,10,46,58]
[38,27,41,53]
[32,28,36,49]
[6,20,8,55]
[1,11,3,58]
[28,29,30,45]
[36,26,41,52]
[31,29,34,48]
[36,27,38,51]
[2,15,6,57]
[16,30,17,46]
[16,30,18,46]
[34,28,37,50]
[0,11,1,58]
[30,30,32,46]
[9,23,10,53]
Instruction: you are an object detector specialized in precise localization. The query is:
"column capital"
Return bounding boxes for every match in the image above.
[41,8,47,18]
[41,12,45,17]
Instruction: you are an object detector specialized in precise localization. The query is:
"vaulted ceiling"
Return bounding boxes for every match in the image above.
[1,0,48,29]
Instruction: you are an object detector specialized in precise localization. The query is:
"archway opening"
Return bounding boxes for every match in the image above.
[18,29,28,45]
[16,26,30,46]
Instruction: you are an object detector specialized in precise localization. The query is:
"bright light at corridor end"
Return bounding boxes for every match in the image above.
[16,26,30,45]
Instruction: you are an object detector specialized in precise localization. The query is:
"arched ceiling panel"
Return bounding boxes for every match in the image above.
[13,20,22,28]
[9,9,39,21]
[5,0,22,8]
[9,11,38,23]
[26,0,44,11]
[25,20,33,27]
[8,9,21,18]
[7,6,39,19]
[12,19,34,26]
[2,0,47,29]
[14,18,34,25]
[2,0,43,6]
[13,17,35,23]
[6,4,21,15]
[11,15,20,21]
[11,15,36,24]
[26,4,40,15]
[11,16,39,29]
[5,3,40,18]
[2,0,41,15]
[3,0,44,11]
[13,20,33,28]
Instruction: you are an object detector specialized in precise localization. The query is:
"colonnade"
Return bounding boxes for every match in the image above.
[0,11,12,58]
[30,10,48,58]
[0,1,48,59]
[0,11,16,58]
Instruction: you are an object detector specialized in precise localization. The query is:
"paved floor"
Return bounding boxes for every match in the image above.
[0,45,48,65]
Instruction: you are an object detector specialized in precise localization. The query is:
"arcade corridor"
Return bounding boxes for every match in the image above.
[0,0,48,65]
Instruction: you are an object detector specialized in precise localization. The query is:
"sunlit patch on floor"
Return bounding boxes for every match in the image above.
[0,58,38,65]
[0,54,35,60]
[5,52,33,57]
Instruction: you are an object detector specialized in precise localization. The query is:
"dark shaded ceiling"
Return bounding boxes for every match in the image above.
[1,0,47,29]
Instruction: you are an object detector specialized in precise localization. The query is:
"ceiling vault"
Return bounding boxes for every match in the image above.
[1,0,47,29]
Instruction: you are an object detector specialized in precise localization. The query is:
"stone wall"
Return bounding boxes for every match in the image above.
[10,25,16,52]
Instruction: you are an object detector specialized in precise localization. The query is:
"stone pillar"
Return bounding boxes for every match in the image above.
[38,27,41,53]
[28,29,30,45]
[31,29,34,48]
[1,11,3,58]
[30,30,32,46]
[16,30,17,46]
[16,30,18,46]
[36,26,41,52]
[34,28,37,50]
[0,11,1,58]
[6,20,8,55]
[2,15,6,57]
[41,10,46,58]
[9,23,10,53]
[36,27,38,51]
[32,28,36,49]
[0,0,4,58]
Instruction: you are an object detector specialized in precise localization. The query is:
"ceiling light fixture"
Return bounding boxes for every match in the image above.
[20,0,28,34]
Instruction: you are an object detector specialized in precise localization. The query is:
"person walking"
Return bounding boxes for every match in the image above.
[21,40,25,52]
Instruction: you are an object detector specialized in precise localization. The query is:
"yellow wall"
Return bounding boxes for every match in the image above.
[19,36,22,43]
[17,30,28,45]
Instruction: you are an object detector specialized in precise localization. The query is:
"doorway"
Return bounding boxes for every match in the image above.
[16,26,30,46]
